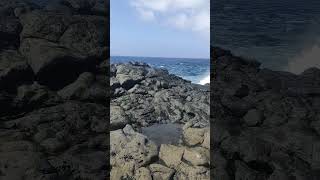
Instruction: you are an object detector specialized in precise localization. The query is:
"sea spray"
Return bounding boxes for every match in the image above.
[111,56,210,84]
[286,43,320,74]
[199,74,210,85]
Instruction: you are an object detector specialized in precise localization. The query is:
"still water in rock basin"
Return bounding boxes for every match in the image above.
[141,123,183,146]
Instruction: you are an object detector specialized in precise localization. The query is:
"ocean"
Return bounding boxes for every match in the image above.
[212,0,320,73]
[111,56,210,85]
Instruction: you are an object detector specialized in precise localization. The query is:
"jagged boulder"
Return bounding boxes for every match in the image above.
[110,125,158,179]
[19,10,106,90]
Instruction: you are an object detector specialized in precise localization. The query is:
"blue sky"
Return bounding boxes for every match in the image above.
[110,0,209,59]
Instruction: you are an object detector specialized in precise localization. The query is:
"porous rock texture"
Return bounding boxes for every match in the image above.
[0,0,109,179]
[211,47,320,180]
[110,125,210,180]
[110,62,210,129]
[110,62,211,179]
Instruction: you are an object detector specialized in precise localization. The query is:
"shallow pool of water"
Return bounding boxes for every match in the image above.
[141,123,183,146]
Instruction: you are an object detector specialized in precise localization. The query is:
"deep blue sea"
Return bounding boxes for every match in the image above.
[212,0,320,73]
[111,56,210,85]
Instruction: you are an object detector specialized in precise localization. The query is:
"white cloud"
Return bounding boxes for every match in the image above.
[137,8,155,21]
[167,13,188,29]
[130,0,209,35]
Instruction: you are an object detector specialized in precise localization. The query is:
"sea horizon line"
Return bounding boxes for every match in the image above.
[110,55,210,60]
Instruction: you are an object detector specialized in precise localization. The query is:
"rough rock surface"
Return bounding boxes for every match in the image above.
[19,9,106,90]
[211,47,320,180]
[110,123,210,180]
[0,0,38,50]
[0,0,108,179]
[111,62,210,128]
[110,63,210,179]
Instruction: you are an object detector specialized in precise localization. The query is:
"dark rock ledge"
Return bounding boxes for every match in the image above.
[0,0,108,179]
[211,47,320,180]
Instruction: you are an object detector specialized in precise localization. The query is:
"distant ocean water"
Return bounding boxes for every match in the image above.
[111,56,210,85]
[212,0,320,73]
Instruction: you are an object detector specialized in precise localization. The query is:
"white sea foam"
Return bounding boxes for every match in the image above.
[286,44,320,74]
[199,74,210,85]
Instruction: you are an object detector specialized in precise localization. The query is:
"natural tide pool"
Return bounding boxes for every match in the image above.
[141,123,183,146]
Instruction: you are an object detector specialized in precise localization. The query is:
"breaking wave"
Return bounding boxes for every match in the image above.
[286,43,320,74]
[199,74,210,85]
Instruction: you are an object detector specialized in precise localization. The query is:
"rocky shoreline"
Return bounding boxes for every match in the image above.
[212,47,320,180]
[1,0,319,180]
[0,0,211,179]
[0,0,108,179]
[110,62,210,179]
